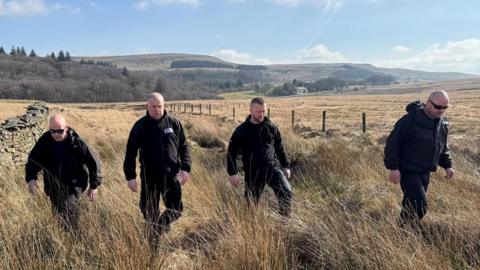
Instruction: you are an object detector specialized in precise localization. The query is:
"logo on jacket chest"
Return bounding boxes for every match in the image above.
[164,127,174,134]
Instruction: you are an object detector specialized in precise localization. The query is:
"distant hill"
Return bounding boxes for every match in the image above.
[1,52,479,102]
[84,53,478,84]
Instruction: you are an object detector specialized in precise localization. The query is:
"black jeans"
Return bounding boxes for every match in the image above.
[47,184,82,230]
[399,170,430,224]
[245,167,292,217]
[140,174,183,231]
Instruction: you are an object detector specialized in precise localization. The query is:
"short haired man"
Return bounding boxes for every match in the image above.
[384,90,454,226]
[25,114,102,230]
[124,92,191,245]
[227,97,292,217]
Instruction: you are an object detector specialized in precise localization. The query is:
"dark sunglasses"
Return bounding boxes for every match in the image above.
[49,129,65,135]
[429,99,449,110]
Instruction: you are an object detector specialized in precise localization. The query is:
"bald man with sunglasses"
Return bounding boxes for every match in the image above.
[384,90,454,227]
[25,114,102,230]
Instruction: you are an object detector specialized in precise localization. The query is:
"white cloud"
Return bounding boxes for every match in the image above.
[0,0,81,16]
[0,0,48,15]
[375,39,480,74]
[392,45,410,53]
[267,0,344,12]
[296,43,346,63]
[269,0,301,6]
[211,49,271,65]
[133,0,201,9]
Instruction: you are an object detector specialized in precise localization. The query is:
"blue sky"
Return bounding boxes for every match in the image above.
[1,0,480,74]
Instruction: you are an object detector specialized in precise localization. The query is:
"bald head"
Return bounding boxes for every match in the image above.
[147,92,165,120]
[48,114,68,141]
[425,90,450,119]
[429,90,449,103]
[148,92,164,103]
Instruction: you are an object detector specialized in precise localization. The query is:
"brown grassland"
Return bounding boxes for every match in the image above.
[1,90,480,269]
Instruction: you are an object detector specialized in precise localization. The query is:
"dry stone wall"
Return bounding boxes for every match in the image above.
[0,102,49,170]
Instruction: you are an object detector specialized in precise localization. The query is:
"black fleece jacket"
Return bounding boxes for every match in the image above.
[384,101,452,173]
[25,128,102,193]
[123,111,191,181]
[227,116,289,176]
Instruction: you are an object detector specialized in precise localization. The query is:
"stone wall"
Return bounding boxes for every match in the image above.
[0,102,49,170]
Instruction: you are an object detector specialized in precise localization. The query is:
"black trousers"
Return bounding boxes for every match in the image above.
[140,174,183,230]
[399,170,430,223]
[47,184,82,230]
[245,167,292,217]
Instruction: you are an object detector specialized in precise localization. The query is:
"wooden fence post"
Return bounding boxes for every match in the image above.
[362,112,366,133]
[322,111,326,132]
[291,110,295,127]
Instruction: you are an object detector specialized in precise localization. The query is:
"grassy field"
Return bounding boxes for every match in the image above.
[1,90,480,269]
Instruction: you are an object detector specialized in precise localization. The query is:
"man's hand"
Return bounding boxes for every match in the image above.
[388,170,401,184]
[179,170,190,185]
[27,180,38,194]
[282,168,291,180]
[128,179,138,192]
[229,174,240,187]
[445,168,455,179]
[87,188,97,201]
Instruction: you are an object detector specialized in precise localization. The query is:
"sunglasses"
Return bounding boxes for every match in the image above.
[429,99,449,110]
[49,129,65,135]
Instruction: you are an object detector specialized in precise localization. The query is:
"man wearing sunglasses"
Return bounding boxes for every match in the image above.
[124,92,191,247]
[25,114,102,230]
[384,90,454,227]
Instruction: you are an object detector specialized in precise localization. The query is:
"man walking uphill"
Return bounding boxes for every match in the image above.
[227,97,292,217]
[124,92,191,245]
[384,90,454,227]
[25,114,102,230]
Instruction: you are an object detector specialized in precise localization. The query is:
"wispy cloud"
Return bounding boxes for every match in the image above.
[296,43,346,63]
[0,0,81,16]
[211,49,271,65]
[392,45,410,53]
[375,39,480,74]
[133,0,201,10]
[267,0,344,12]
[0,0,48,15]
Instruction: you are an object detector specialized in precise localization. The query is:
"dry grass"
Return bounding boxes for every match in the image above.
[1,90,480,269]
[0,100,34,121]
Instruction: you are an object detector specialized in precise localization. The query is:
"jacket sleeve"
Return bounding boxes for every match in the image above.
[227,127,242,176]
[123,122,141,180]
[438,121,452,169]
[384,114,410,170]
[25,135,47,182]
[81,140,103,189]
[273,125,290,168]
[177,121,192,173]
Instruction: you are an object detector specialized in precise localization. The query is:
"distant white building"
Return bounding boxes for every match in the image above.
[296,86,308,95]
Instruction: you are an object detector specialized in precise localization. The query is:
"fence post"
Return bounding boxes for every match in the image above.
[291,110,295,127]
[268,108,270,119]
[209,104,212,116]
[199,104,202,115]
[233,107,236,121]
[322,111,326,132]
[362,112,366,133]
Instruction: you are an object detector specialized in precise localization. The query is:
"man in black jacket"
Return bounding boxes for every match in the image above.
[384,90,454,226]
[124,92,191,243]
[26,114,102,230]
[227,97,292,217]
